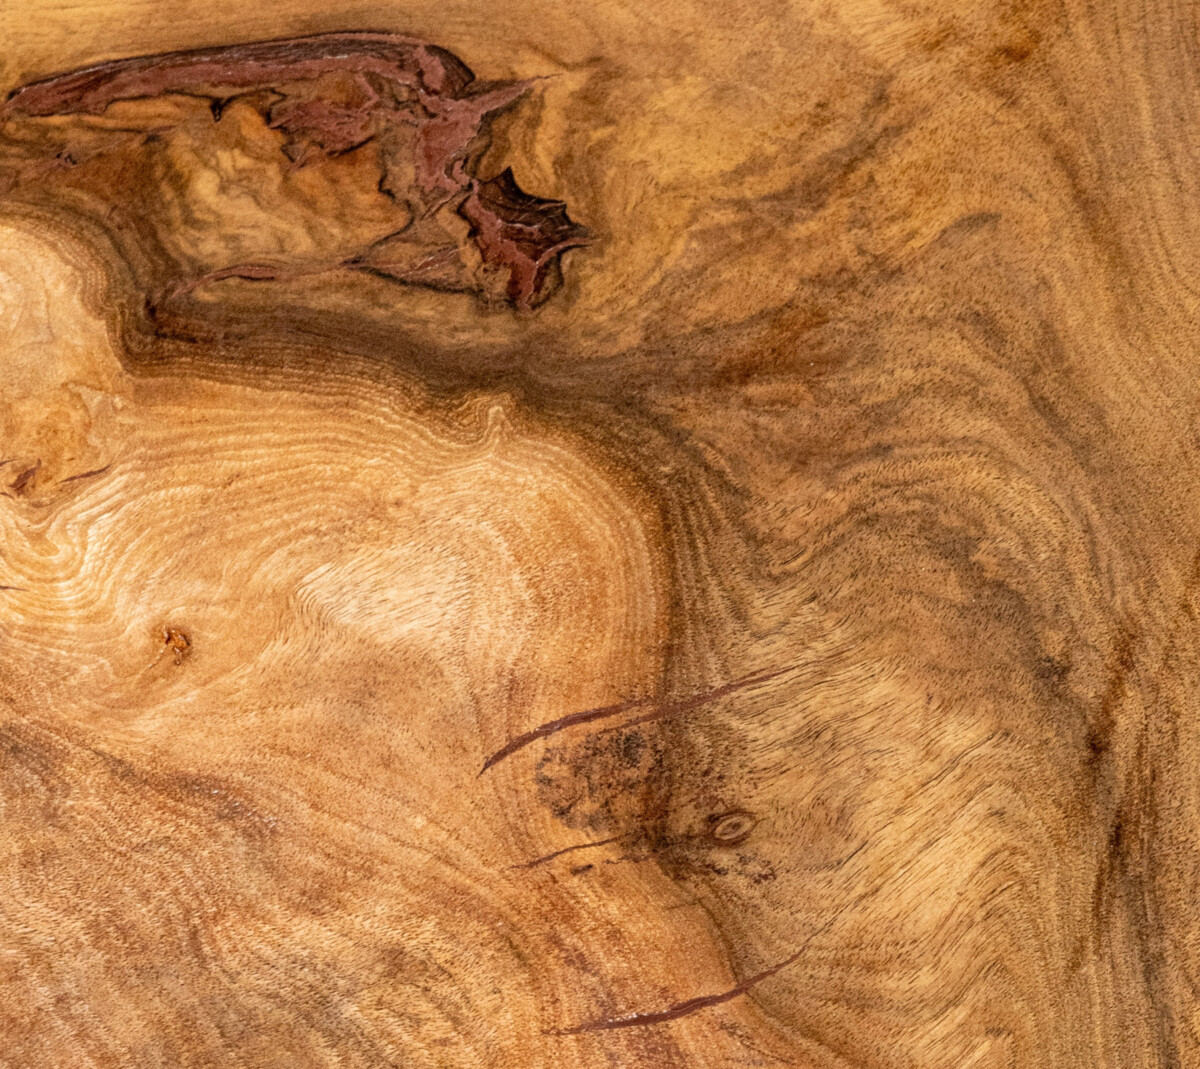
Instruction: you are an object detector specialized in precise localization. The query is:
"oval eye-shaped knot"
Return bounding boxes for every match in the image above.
[710,810,757,845]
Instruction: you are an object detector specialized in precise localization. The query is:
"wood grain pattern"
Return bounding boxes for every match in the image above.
[2,1,1199,1066]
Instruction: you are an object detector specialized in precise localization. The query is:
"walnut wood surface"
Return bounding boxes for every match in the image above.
[2,2,1199,1067]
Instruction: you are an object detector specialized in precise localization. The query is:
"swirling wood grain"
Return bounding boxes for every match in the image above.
[2,1,1199,1066]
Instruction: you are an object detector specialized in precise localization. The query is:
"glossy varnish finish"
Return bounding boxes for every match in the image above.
[1,2,1198,1066]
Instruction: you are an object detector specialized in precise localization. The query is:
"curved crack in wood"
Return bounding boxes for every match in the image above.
[479,664,795,773]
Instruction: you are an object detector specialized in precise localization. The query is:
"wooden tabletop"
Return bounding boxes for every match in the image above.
[1,3,1197,1066]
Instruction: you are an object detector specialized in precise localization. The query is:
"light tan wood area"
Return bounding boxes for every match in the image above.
[2,1,1200,1067]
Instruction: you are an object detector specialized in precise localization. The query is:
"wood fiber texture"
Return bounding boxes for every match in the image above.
[1,2,1198,1067]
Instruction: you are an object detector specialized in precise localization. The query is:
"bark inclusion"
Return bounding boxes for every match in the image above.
[0,32,590,310]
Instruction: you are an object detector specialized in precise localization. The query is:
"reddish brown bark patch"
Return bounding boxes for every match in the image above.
[1,33,589,309]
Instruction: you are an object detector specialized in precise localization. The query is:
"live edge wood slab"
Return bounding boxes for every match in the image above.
[1,2,1198,1067]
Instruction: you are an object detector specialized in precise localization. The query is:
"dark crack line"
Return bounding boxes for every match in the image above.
[547,944,810,1035]
[548,831,914,1035]
[509,835,621,870]
[61,464,112,483]
[479,665,794,775]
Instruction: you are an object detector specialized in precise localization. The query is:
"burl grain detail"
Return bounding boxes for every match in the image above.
[2,3,1199,1067]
